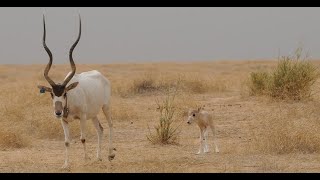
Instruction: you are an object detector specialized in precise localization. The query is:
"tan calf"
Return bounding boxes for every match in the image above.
[187,107,219,154]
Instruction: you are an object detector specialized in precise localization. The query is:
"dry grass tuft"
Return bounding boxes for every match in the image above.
[147,87,181,145]
[130,73,166,95]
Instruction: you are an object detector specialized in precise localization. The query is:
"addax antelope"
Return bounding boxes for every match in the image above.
[37,14,115,169]
[187,107,219,155]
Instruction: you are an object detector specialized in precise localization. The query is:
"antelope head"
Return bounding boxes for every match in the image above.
[187,107,203,125]
[38,14,81,118]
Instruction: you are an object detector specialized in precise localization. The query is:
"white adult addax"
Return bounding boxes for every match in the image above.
[37,14,115,169]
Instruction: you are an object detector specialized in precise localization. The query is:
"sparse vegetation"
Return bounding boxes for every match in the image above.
[131,73,159,94]
[114,73,178,97]
[249,47,319,100]
[147,87,181,145]
[115,72,228,97]
[3,61,320,172]
[249,71,271,96]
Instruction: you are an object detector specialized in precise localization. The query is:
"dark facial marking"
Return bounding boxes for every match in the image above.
[81,139,86,144]
[52,84,66,97]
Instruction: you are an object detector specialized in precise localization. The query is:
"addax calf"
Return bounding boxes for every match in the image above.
[187,107,219,154]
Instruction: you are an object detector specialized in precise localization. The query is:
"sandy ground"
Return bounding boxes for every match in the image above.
[1,61,320,172]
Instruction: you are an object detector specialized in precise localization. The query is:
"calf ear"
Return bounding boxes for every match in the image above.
[37,85,52,93]
[66,82,79,91]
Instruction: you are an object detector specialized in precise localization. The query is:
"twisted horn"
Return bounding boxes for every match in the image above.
[43,14,56,86]
[63,14,81,86]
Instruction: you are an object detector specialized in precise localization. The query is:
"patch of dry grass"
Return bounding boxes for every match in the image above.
[111,96,139,122]
[0,103,31,149]
[0,128,30,150]
[114,72,228,97]
[113,72,178,97]
[251,102,320,154]
[181,75,227,94]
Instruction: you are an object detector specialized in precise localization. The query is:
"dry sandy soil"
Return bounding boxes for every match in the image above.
[1,60,320,172]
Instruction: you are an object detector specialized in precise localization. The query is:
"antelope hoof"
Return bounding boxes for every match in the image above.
[108,153,115,161]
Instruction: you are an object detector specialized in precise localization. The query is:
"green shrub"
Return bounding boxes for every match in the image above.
[249,47,319,100]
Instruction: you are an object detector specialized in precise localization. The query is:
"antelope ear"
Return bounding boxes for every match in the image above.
[37,85,52,93]
[66,82,79,91]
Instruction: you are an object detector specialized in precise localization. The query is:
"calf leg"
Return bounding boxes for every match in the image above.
[196,129,205,155]
[210,123,219,153]
[204,128,209,153]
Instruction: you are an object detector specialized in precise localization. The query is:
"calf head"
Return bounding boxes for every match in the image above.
[187,107,202,125]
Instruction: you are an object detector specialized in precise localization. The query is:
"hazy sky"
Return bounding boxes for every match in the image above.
[0,7,320,64]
